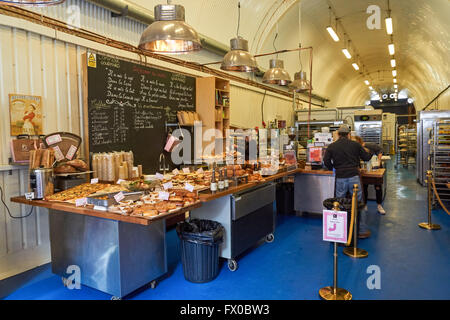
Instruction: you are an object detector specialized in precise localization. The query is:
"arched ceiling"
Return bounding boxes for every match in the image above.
[127,0,450,109]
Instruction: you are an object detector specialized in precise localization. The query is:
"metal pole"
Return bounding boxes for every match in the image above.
[343,184,368,258]
[419,170,441,230]
[319,201,352,300]
[333,242,338,295]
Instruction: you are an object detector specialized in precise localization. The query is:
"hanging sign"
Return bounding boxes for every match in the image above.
[323,210,348,244]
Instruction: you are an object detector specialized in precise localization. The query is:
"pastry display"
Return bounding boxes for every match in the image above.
[45,183,110,202]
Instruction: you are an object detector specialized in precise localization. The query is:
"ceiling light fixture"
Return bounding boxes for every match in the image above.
[392,69,397,77]
[394,84,398,88]
[352,63,359,70]
[388,43,395,55]
[289,46,312,92]
[369,86,373,90]
[221,2,258,72]
[138,1,202,53]
[326,26,340,42]
[393,78,397,83]
[365,80,370,85]
[263,32,291,86]
[342,48,352,59]
[390,59,396,68]
[385,17,393,35]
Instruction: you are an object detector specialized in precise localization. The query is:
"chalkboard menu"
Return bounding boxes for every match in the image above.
[85,53,196,173]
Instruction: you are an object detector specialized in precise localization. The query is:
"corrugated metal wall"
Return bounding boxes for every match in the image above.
[0,1,295,279]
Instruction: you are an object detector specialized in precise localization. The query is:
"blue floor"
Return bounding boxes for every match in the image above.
[2,164,450,300]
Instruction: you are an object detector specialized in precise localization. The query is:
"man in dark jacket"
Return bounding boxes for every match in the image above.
[323,124,373,238]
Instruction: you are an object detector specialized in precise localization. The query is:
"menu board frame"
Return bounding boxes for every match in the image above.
[81,51,197,172]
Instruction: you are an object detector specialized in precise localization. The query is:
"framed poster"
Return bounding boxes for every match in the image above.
[9,94,43,136]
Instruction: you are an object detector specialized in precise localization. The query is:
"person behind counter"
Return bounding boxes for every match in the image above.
[353,136,386,215]
[323,124,373,238]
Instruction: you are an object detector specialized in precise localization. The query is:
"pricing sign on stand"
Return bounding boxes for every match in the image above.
[323,210,347,243]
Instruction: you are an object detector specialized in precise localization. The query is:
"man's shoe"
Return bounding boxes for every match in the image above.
[358,230,371,239]
[377,204,386,215]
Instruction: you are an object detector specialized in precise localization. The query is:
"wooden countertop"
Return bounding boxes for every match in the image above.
[298,169,333,175]
[10,196,201,226]
[360,168,386,178]
[198,168,302,202]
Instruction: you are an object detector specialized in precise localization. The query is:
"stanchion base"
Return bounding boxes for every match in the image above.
[418,222,441,230]
[343,247,368,258]
[319,286,352,300]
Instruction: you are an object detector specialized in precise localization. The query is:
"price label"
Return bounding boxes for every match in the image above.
[163,181,173,190]
[90,178,99,184]
[196,167,204,174]
[75,197,87,207]
[158,191,170,201]
[53,145,65,161]
[25,192,34,200]
[172,169,180,175]
[45,134,62,145]
[155,172,164,180]
[116,179,124,184]
[114,192,125,203]
[65,145,78,160]
[183,167,190,173]
[184,183,194,192]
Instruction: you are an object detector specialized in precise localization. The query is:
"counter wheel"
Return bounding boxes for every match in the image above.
[150,280,157,289]
[265,233,274,243]
[228,259,238,272]
[111,296,122,300]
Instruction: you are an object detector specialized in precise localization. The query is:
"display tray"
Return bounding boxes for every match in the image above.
[54,171,94,177]
[87,191,144,207]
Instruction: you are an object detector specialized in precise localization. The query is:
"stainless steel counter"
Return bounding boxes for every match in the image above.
[294,172,335,214]
[49,209,167,299]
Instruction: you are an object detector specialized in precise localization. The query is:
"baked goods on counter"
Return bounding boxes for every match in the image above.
[45,183,110,202]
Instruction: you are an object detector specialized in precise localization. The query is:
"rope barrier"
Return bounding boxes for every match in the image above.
[431,178,450,216]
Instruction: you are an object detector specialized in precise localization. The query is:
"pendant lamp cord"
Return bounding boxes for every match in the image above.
[236,2,241,37]
[273,32,278,59]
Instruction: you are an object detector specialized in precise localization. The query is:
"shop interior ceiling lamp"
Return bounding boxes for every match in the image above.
[263,32,291,86]
[263,58,291,86]
[393,78,397,83]
[221,2,258,72]
[342,48,351,59]
[388,43,395,55]
[385,17,393,35]
[0,0,65,4]
[138,2,202,53]
[390,59,396,68]
[394,84,398,89]
[369,86,373,90]
[352,63,359,70]
[289,71,311,92]
[364,80,370,85]
[326,26,340,42]
[392,69,397,77]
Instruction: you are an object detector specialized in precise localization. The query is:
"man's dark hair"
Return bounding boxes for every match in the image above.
[338,132,349,138]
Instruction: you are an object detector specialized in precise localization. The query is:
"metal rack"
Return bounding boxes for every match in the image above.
[396,124,416,168]
[430,119,450,205]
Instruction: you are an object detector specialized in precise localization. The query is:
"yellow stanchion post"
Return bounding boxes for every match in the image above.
[343,184,368,258]
[418,170,441,230]
[319,202,352,300]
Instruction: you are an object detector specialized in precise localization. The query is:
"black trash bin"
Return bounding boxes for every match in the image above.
[323,198,365,246]
[176,219,224,283]
[276,182,295,215]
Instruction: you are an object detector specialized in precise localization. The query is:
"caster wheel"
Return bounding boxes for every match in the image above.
[228,259,238,272]
[265,233,274,243]
[111,296,122,300]
[150,280,157,289]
